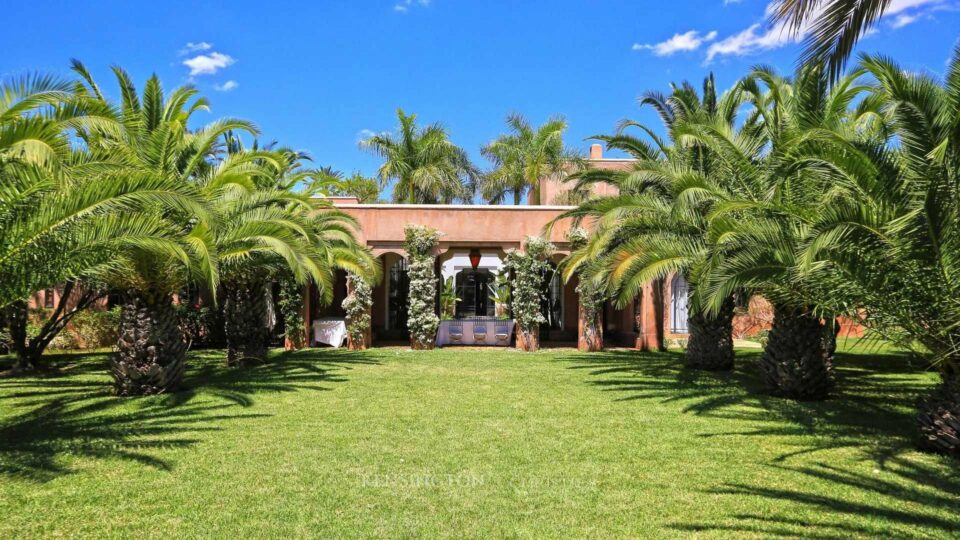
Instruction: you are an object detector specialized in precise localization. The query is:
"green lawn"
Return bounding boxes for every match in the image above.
[1,343,958,538]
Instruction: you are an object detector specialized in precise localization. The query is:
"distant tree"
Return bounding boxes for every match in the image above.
[327,171,383,203]
[480,114,581,205]
[361,109,477,204]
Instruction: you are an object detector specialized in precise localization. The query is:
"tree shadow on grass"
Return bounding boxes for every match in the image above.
[673,457,960,538]
[560,349,940,461]
[0,347,378,482]
[560,349,960,537]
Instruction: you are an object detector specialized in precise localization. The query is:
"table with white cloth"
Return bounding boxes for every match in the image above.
[436,318,515,347]
[312,317,348,348]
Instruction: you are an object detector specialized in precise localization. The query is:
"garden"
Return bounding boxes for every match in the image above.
[1,343,958,537]
[1,1,960,536]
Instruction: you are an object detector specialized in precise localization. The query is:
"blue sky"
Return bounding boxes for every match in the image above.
[4,0,959,190]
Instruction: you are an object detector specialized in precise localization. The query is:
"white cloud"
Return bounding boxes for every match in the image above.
[705,0,942,62]
[887,0,941,14]
[214,80,238,92]
[706,21,800,61]
[890,12,920,27]
[357,128,390,143]
[182,52,236,76]
[179,41,212,55]
[633,30,718,56]
[394,0,430,13]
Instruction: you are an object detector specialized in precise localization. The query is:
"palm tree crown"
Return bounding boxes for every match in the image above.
[480,114,580,205]
[361,108,476,204]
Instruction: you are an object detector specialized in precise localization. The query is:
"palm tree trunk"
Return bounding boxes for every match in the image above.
[686,296,735,370]
[918,363,960,457]
[223,277,269,366]
[112,289,186,395]
[761,304,834,400]
[4,300,33,370]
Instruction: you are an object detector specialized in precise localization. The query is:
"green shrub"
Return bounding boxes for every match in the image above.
[53,307,121,349]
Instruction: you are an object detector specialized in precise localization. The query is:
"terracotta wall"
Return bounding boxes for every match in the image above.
[333,203,578,255]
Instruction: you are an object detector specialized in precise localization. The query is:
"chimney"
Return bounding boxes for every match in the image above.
[589,143,603,160]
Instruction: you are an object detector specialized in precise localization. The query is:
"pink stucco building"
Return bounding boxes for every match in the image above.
[307,144,674,350]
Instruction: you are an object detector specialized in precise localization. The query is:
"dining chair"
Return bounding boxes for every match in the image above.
[473,321,487,344]
[494,320,511,345]
[449,319,464,344]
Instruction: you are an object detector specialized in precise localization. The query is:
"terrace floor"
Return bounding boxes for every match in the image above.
[1,343,958,538]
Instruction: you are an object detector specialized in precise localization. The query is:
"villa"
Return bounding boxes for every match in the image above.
[307,144,687,350]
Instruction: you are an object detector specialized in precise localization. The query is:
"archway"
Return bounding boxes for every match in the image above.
[385,256,410,338]
[454,268,495,318]
[539,262,565,339]
[670,273,689,334]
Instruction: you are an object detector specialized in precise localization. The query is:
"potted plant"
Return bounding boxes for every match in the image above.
[488,273,511,318]
[440,276,460,320]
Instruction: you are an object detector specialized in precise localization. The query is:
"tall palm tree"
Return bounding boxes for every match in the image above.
[205,142,377,365]
[555,74,744,370]
[0,73,211,371]
[70,63,252,394]
[771,0,893,81]
[798,49,960,451]
[690,65,878,399]
[480,114,581,205]
[361,108,476,204]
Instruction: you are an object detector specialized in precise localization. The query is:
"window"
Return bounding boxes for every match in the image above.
[540,265,563,330]
[454,269,494,318]
[44,288,55,308]
[670,274,689,333]
[387,258,409,331]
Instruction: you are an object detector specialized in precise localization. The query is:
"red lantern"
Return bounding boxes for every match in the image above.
[469,249,482,270]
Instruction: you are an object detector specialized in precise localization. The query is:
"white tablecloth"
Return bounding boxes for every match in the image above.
[312,318,347,348]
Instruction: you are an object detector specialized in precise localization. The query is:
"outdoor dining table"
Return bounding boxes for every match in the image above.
[436,318,515,347]
[312,317,348,348]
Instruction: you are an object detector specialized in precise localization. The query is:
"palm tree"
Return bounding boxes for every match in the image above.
[555,74,744,370]
[0,73,210,371]
[798,49,960,451]
[480,114,581,205]
[70,63,252,394]
[205,143,377,365]
[689,65,878,399]
[771,0,892,81]
[361,108,476,204]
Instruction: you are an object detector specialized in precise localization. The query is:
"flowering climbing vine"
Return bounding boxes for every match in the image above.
[505,236,553,351]
[568,227,605,351]
[278,271,305,349]
[403,224,442,349]
[342,272,372,349]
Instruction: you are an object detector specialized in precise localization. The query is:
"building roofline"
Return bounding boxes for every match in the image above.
[334,203,577,210]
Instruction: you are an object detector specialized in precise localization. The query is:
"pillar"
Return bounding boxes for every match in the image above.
[345,277,371,351]
[635,281,664,351]
[301,282,312,348]
[577,302,603,352]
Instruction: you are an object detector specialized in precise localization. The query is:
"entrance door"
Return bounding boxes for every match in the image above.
[455,269,494,317]
[671,274,689,333]
[388,258,410,335]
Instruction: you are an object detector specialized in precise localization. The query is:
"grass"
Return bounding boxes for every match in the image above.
[1,342,958,538]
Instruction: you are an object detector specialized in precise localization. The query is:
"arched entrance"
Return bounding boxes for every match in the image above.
[455,268,495,318]
[670,274,689,334]
[540,262,564,338]
[386,257,410,338]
